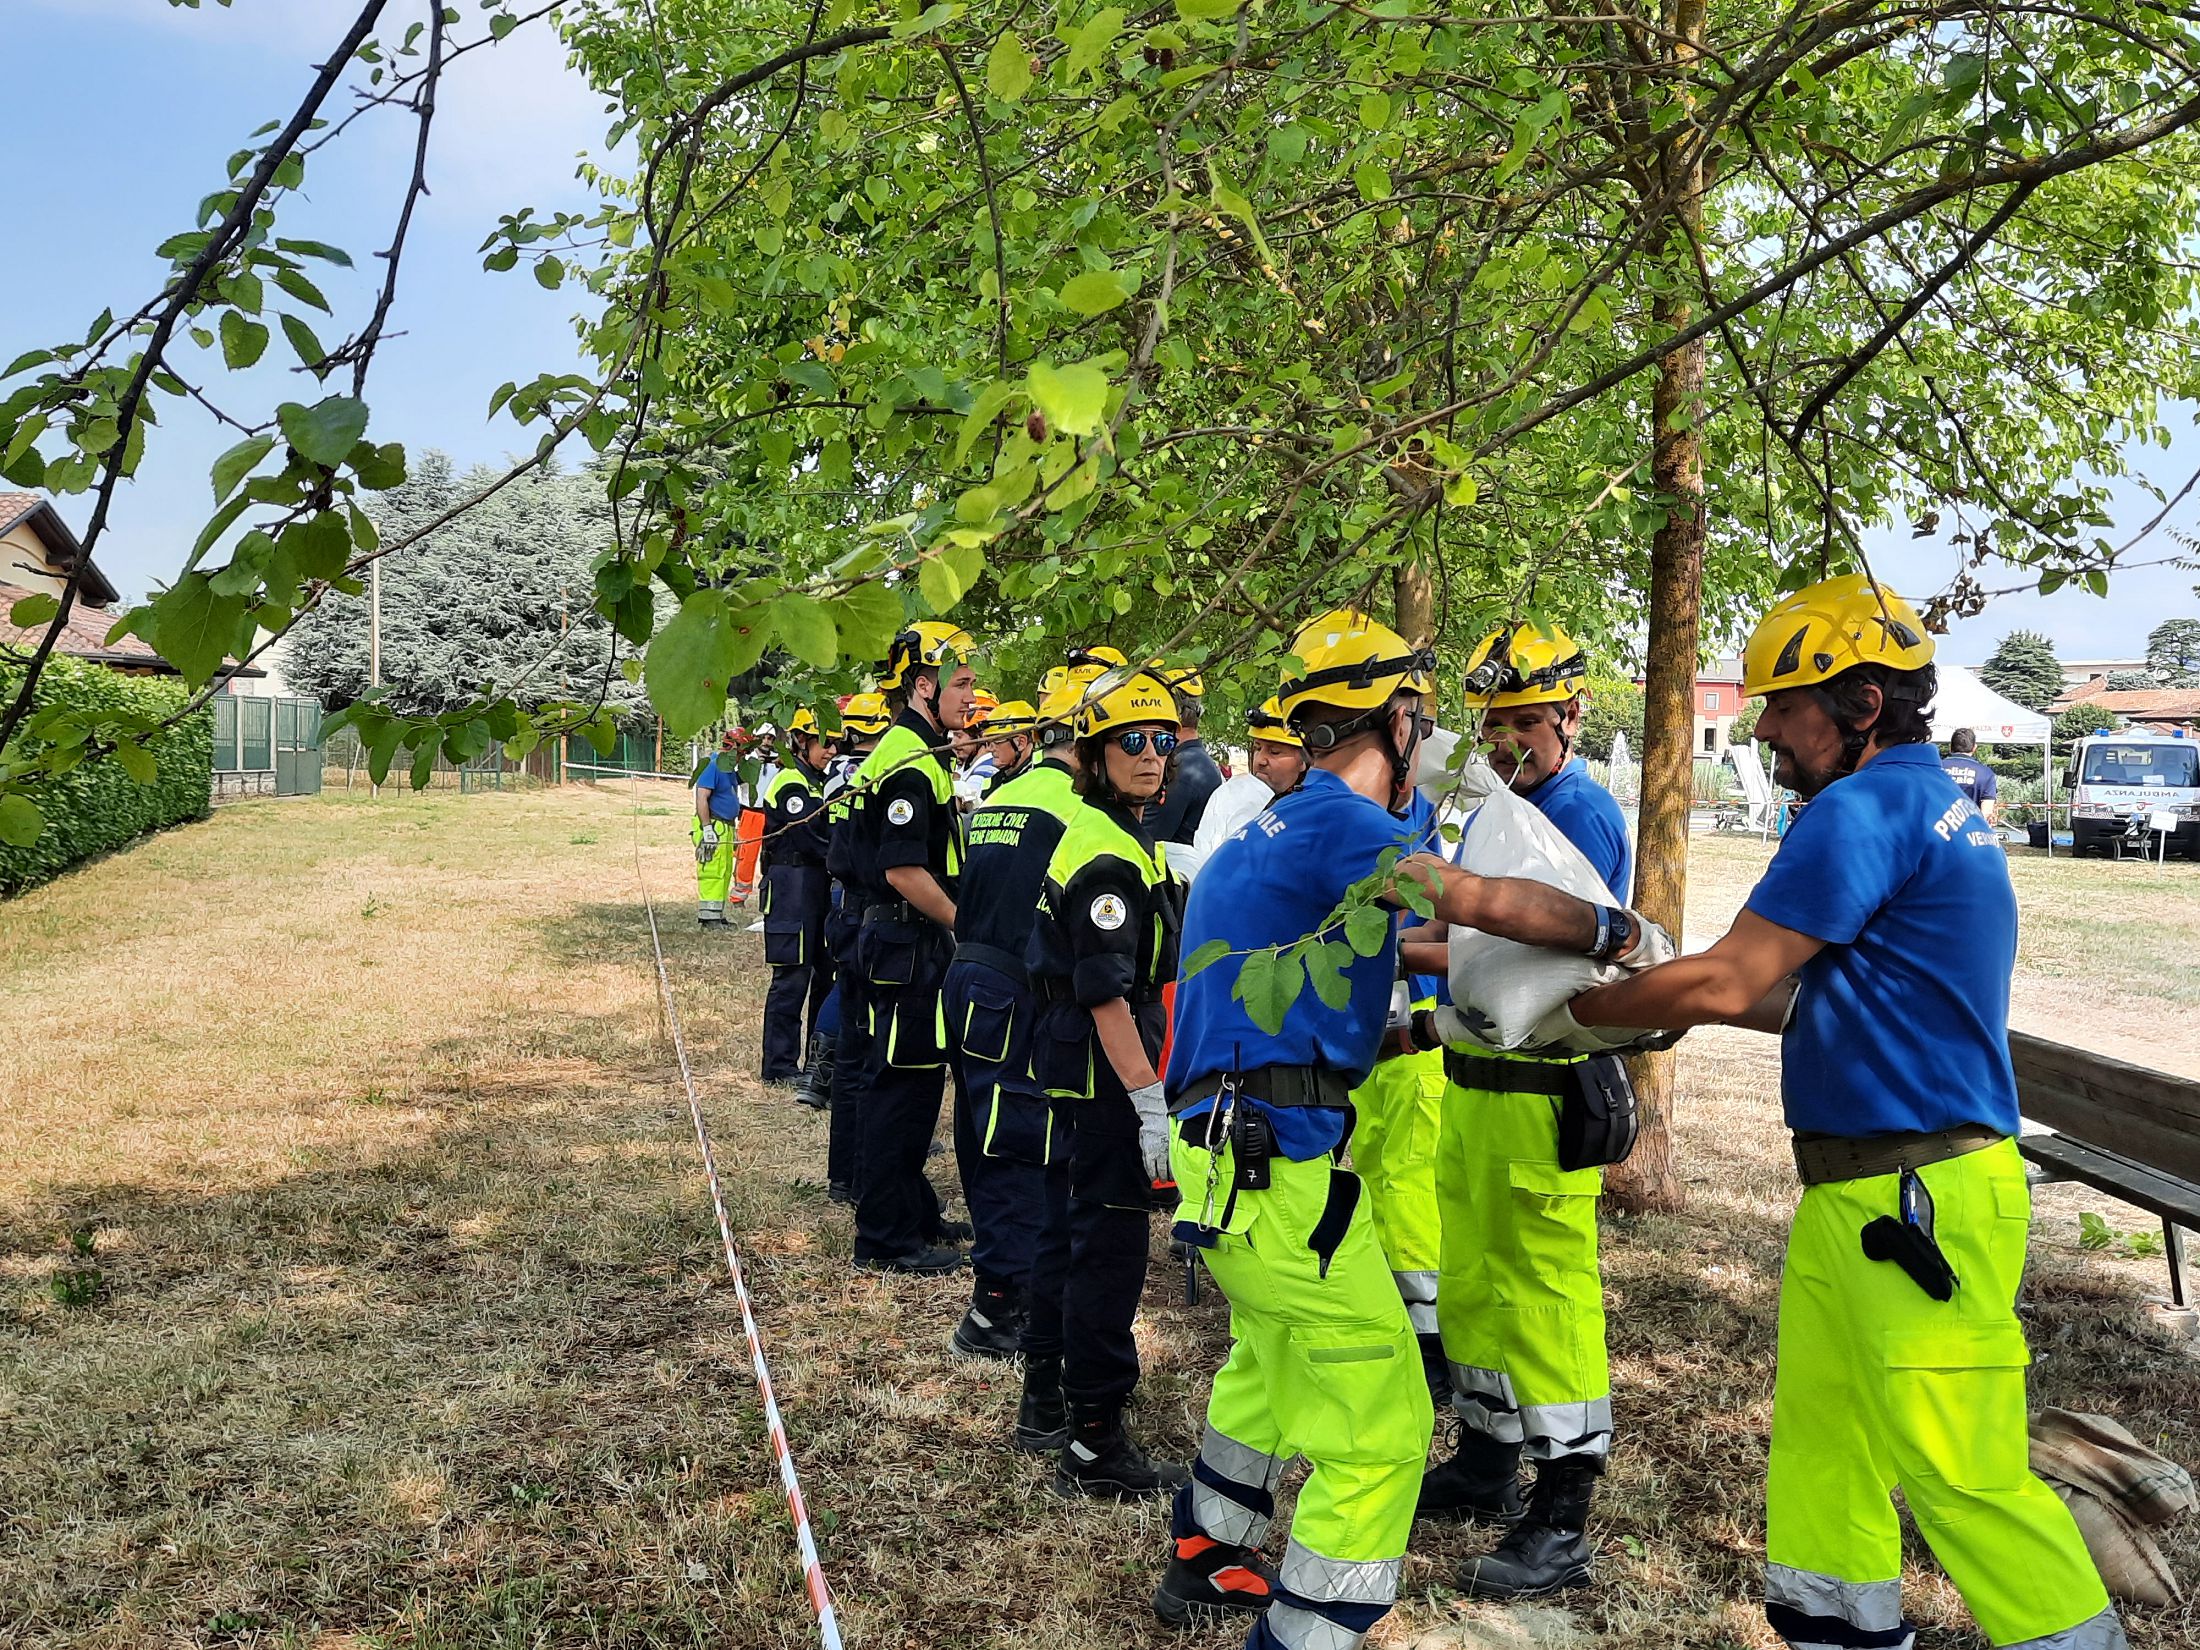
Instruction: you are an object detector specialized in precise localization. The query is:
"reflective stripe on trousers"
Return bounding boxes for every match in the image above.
[1435,1074,1612,1461]
[1765,1141,2118,1650]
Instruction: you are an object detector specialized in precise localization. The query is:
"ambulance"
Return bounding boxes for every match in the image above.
[2065,731,2200,858]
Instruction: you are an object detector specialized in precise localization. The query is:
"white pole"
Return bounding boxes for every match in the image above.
[368,557,381,800]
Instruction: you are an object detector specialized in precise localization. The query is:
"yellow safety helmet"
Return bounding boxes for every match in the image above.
[1277,609,1436,728]
[839,691,892,736]
[1462,622,1589,710]
[1066,643,1128,674]
[878,620,975,690]
[1078,668,1179,738]
[788,708,823,737]
[1150,662,1205,700]
[1246,696,1303,749]
[1742,572,1935,697]
[976,698,1041,737]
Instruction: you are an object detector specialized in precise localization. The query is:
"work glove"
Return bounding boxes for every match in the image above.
[1128,1081,1173,1183]
[1616,912,1678,972]
[695,823,720,865]
[1518,997,1684,1058]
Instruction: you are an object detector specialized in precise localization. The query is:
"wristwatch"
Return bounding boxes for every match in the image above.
[1590,904,1635,963]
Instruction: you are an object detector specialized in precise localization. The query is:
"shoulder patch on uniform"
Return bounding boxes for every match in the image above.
[886,797,916,826]
[785,795,805,815]
[1090,892,1128,931]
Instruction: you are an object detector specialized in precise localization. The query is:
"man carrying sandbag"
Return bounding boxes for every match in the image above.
[1549,575,2124,1650]
[1155,609,1674,1650]
[1405,622,1636,1600]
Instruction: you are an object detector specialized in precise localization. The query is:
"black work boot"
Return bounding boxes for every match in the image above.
[796,1045,835,1111]
[1153,1533,1279,1627]
[857,1244,966,1276]
[1054,1404,1189,1500]
[951,1278,1024,1359]
[1418,1428,1526,1526]
[1418,1331,1454,1412]
[1458,1455,1599,1599]
[1013,1355,1067,1453]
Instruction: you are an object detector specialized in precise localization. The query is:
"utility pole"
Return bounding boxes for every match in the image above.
[368,556,381,799]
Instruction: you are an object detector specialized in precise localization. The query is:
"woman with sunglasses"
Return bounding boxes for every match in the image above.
[1023,667,1190,1500]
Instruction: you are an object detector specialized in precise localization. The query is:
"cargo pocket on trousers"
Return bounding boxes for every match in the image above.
[960,979,1018,1067]
[1032,1011,1094,1101]
[858,916,922,986]
[1284,1322,1427,1470]
[1885,1321,2033,1497]
[1507,1156,1605,1202]
[762,926,806,968]
[985,1089,1052,1165]
[883,990,948,1070]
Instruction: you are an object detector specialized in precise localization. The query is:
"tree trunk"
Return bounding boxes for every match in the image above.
[1606,0,1709,1216]
[1606,329,1703,1215]
[1394,560,1434,647]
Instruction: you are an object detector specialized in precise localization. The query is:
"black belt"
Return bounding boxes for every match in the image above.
[863,899,917,924]
[1790,1124,2007,1186]
[1177,1064,1352,1112]
[953,942,1027,985]
[1443,1049,1575,1098]
[1038,978,1165,1008]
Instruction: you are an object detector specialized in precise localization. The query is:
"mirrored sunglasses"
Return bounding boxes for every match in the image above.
[1110,729,1180,756]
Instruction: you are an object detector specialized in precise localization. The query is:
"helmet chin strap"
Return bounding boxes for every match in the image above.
[1382,701,1424,812]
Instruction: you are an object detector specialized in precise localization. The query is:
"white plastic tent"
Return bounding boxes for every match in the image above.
[1929,663,2056,852]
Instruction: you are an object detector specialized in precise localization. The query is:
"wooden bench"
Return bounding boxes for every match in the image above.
[2011,1030,2200,1307]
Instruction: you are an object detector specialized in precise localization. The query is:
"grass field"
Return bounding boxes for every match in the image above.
[3,791,2194,1650]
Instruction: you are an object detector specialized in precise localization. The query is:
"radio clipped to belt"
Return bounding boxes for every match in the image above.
[1170,1075,1277,1305]
[1557,1053,1641,1172]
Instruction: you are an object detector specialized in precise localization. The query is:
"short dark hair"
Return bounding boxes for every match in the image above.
[1175,691,1203,729]
[1291,690,1415,755]
[1820,662,1937,747]
[1949,726,1977,754]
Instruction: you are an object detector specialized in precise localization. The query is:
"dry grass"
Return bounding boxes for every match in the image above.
[2,796,2194,1650]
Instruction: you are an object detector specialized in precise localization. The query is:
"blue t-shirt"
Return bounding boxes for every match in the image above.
[1522,759,1633,898]
[1398,790,1449,1005]
[1940,753,1999,805]
[1168,768,1426,1158]
[694,754,742,822]
[1745,742,2020,1138]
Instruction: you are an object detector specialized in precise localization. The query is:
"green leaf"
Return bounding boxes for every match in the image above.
[1176,0,1240,17]
[1235,946,1304,1036]
[273,267,332,313]
[146,572,247,684]
[280,313,327,373]
[770,592,838,666]
[535,255,564,290]
[986,29,1033,101]
[645,589,747,738]
[284,512,351,582]
[1395,860,1438,918]
[1305,940,1352,1010]
[1359,91,1391,130]
[278,395,369,467]
[1344,903,1392,958]
[828,580,904,660]
[219,309,269,369]
[0,792,43,848]
[9,592,60,629]
[892,2,955,39]
[918,553,968,615]
[114,742,157,785]
[954,380,1017,466]
[210,433,276,502]
[1066,6,1124,80]
[274,237,354,268]
[1058,269,1134,315]
[1184,937,1231,977]
[1026,360,1109,437]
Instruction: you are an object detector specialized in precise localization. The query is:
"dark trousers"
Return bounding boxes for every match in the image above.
[944,958,1050,1293]
[762,953,831,1079]
[1021,1083,1149,1411]
[827,972,870,1194]
[853,980,948,1261]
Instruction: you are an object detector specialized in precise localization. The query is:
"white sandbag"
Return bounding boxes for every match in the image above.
[1164,771,1274,882]
[1443,756,1625,1051]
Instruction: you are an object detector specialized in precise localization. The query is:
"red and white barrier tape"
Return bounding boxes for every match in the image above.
[635,820,845,1649]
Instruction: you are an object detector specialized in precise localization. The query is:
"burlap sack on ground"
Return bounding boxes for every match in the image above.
[2030,1407,2196,1606]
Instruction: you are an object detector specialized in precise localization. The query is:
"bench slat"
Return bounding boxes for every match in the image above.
[2009,1030,2200,1186]
[2017,1132,2200,1228]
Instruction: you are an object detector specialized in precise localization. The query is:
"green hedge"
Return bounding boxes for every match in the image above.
[0,658,213,896]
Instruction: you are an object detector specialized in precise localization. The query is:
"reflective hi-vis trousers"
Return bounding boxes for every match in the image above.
[1435,1066,1611,1462]
[1171,1135,1433,1650]
[691,818,735,920]
[733,806,763,900]
[1766,1140,2120,1650]
[1347,1046,1446,1336]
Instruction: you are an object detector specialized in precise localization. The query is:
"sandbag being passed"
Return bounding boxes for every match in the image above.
[1439,756,1625,1051]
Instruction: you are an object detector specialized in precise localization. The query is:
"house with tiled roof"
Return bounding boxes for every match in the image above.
[2052,675,2200,734]
[0,490,172,671]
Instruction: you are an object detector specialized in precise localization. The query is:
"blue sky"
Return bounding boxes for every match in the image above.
[5,0,2196,668]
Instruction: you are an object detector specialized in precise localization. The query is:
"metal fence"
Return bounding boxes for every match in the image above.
[317,726,689,791]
